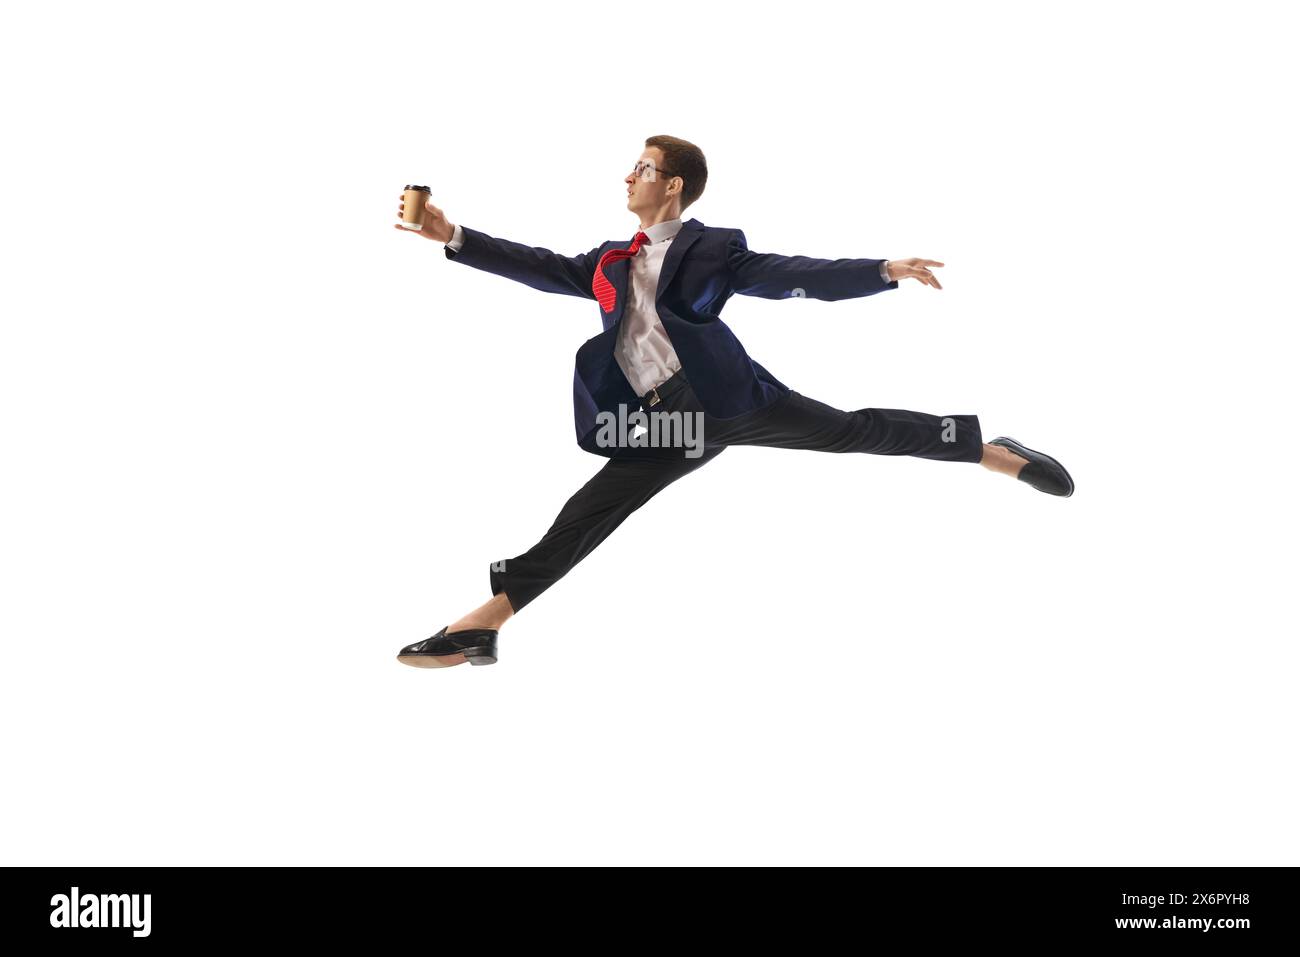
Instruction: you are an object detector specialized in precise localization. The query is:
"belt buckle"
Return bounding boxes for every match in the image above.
[647,386,661,407]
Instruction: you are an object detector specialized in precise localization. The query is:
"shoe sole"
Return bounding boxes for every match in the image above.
[996,435,1074,497]
[396,649,497,668]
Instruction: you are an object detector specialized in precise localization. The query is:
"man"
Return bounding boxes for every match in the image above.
[391,134,1073,668]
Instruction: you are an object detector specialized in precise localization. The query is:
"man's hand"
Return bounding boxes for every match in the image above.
[887,258,944,289]
[393,194,456,244]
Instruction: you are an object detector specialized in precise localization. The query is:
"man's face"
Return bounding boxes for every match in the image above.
[625,146,677,216]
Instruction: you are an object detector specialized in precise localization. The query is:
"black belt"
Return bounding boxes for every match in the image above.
[638,370,690,409]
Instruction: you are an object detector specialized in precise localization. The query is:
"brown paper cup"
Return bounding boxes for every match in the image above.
[401,187,430,230]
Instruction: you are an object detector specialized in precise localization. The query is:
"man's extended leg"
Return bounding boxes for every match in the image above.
[674,383,1067,494]
[449,445,726,631]
[695,387,986,462]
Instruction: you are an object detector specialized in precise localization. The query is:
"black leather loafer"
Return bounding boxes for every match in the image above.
[989,436,1074,497]
[397,626,498,668]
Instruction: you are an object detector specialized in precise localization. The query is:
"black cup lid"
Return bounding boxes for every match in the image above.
[404,185,431,192]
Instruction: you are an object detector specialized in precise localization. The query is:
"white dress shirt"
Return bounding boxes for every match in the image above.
[445,221,892,397]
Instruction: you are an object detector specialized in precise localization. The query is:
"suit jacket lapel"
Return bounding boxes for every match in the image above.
[655,218,704,304]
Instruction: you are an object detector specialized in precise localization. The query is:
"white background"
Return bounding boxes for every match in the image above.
[2,1,1296,865]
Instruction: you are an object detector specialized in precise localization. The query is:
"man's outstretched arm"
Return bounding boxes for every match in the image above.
[725,228,943,300]
[444,223,603,300]
[394,194,602,300]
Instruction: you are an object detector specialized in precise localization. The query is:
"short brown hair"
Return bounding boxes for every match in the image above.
[644,134,707,210]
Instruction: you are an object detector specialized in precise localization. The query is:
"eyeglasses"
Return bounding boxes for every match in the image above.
[631,160,679,181]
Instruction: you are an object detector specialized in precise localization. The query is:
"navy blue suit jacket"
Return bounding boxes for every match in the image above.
[443,217,898,457]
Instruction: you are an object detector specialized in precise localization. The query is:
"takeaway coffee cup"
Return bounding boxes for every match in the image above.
[400,185,431,230]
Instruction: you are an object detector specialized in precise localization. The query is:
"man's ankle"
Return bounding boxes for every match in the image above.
[980,443,1028,478]
[448,593,514,633]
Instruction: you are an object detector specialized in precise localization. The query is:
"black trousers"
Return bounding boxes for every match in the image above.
[489,370,983,612]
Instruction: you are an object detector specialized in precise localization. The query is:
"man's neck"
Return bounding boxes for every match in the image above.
[638,208,683,230]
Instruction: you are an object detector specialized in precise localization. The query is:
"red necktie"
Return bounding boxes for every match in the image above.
[592,231,650,313]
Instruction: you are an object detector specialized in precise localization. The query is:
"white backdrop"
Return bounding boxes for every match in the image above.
[2,0,1296,865]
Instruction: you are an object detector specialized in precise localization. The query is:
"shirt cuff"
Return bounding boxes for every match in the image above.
[879,261,890,283]
[446,223,464,252]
